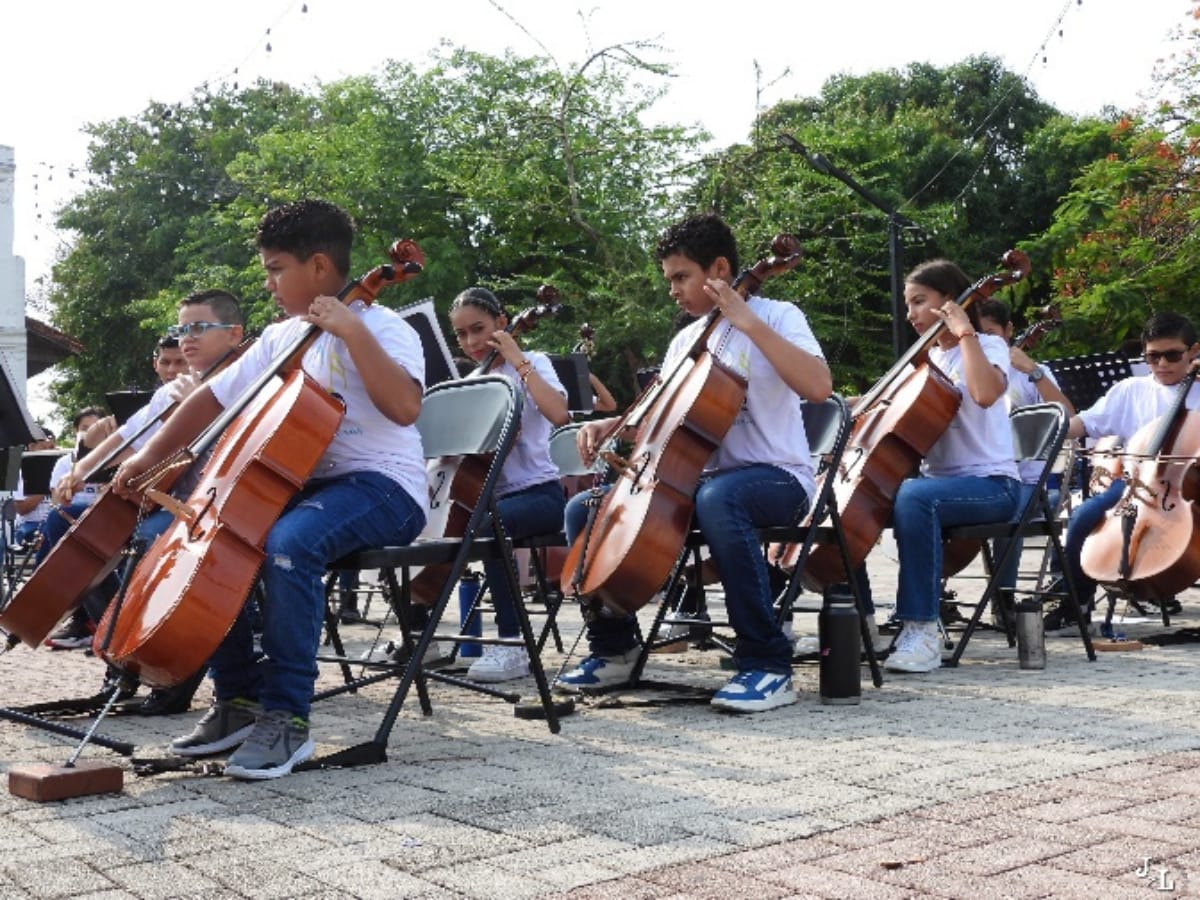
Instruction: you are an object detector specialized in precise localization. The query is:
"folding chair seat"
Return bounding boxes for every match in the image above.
[314,375,565,767]
[938,402,1096,666]
[629,395,884,689]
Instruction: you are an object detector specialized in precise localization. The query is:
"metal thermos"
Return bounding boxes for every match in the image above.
[457,571,484,658]
[819,591,861,705]
[1015,598,1046,670]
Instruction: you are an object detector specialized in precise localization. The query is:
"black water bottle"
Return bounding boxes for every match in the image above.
[819,589,861,705]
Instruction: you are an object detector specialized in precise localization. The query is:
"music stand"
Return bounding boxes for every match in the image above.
[395,298,458,387]
[19,450,65,496]
[636,366,660,391]
[548,353,593,415]
[1044,351,1133,414]
[105,390,155,426]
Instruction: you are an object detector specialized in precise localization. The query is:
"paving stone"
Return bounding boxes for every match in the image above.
[1,560,1199,897]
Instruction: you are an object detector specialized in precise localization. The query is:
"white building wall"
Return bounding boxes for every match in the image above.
[0,146,28,403]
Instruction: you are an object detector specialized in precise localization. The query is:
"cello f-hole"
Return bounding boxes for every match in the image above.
[187,489,218,541]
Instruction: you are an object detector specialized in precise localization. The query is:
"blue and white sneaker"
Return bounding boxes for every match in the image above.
[711,669,797,713]
[554,650,639,693]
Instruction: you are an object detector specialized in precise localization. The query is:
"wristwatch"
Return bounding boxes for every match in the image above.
[1029,364,1046,383]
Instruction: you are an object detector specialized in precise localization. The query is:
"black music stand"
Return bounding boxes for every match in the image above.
[548,353,593,415]
[1044,351,1133,414]
[396,298,458,387]
[636,366,660,391]
[19,450,65,496]
[105,390,155,426]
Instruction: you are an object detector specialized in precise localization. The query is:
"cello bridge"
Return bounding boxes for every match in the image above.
[1126,476,1158,508]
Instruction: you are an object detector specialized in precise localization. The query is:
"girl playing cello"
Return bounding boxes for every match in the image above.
[884,259,1021,673]
[448,287,570,682]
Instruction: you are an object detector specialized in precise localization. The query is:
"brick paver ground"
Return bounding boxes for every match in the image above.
[2,550,1198,898]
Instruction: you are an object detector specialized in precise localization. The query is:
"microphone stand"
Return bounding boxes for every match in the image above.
[779,133,917,360]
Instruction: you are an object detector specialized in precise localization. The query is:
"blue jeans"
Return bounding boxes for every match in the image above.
[14,520,41,547]
[208,473,426,719]
[486,480,566,638]
[33,502,91,566]
[1063,478,1125,612]
[565,464,809,674]
[894,474,1021,622]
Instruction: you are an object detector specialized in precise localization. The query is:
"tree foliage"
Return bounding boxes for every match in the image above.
[43,30,1200,419]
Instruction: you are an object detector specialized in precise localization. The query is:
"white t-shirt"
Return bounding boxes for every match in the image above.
[923,334,1019,480]
[207,301,428,511]
[491,352,566,497]
[662,296,823,502]
[116,382,173,450]
[49,452,102,507]
[1007,363,1064,484]
[1078,374,1200,443]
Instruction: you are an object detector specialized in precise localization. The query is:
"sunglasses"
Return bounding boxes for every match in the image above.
[167,321,235,339]
[1144,349,1188,365]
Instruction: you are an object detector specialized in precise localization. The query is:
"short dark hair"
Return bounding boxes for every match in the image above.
[450,287,505,319]
[256,199,355,277]
[155,335,180,354]
[654,213,739,275]
[72,406,105,430]
[1142,311,1197,348]
[180,289,243,326]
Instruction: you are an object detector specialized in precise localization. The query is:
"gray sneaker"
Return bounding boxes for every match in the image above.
[223,709,315,780]
[169,699,260,757]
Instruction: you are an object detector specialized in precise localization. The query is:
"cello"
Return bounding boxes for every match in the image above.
[796,250,1031,588]
[409,286,566,606]
[1080,367,1200,599]
[563,234,804,615]
[94,241,424,687]
[0,338,255,648]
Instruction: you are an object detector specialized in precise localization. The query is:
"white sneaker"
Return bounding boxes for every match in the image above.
[884,621,942,673]
[359,638,445,666]
[467,645,530,683]
[555,649,639,693]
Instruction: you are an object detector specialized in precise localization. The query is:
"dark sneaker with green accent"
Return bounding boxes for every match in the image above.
[223,709,315,780]
[169,698,260,757]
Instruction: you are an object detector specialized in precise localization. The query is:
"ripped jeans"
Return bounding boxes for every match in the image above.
[208,472,426,719]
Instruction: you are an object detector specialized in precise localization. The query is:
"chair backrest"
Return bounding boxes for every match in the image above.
[796,394,853,528]
[802,395,851,468]
[1008,402,1069,526]
[416,376,524,460]
[1010,402,1068,470]
[548,423,595,478]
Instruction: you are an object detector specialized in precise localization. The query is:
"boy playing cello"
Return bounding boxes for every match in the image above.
[113,199,428,779]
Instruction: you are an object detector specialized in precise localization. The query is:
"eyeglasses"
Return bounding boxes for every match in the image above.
[1144,349,1188,365]
[167,321,235,339]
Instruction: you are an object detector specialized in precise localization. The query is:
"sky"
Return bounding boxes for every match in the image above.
[0,0,1195,421]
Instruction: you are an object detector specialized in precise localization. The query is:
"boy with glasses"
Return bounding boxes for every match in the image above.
[1044,311,1200,631]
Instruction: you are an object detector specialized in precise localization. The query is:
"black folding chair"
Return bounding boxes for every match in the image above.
[629,395,884,689]
[315,375,565,767]
[938,402,1096,666]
